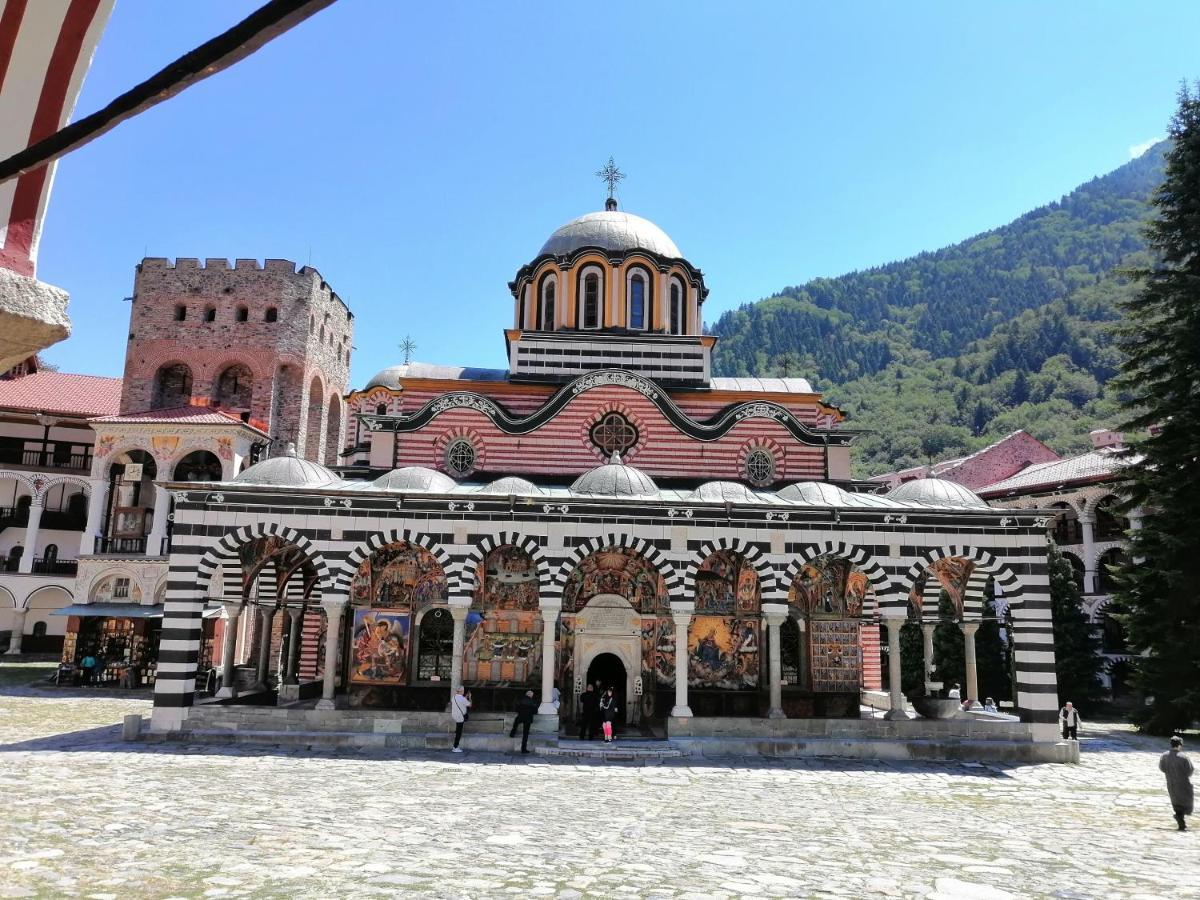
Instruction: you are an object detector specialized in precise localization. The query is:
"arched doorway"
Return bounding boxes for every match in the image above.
[586,652,627,728]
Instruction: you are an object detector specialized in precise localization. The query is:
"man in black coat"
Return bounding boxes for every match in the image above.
[578,683,600,740]
[510,689,539,754]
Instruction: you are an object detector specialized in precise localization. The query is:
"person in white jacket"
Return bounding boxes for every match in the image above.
[451,686,471,753]
[1059,701,1082,740]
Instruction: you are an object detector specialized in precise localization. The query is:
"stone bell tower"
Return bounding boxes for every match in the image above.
[119,257,354,464]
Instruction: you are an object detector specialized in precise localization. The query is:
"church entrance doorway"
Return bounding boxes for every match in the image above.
[586,652,626,728]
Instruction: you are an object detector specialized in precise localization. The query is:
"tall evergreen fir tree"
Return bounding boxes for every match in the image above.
[1046,543,1103,708]
[1111,82,1200,734]
[932,591,965,691]
[899,620,924,695]
[976,582,1013,703]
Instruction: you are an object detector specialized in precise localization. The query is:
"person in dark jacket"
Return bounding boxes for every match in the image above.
[599,686,619,743]
[1160,735,1194,831]
[510,689,539,754]
[578,683,600,740]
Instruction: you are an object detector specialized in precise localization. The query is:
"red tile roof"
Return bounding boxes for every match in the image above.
[0,371,122,417]
[92,405,269,435]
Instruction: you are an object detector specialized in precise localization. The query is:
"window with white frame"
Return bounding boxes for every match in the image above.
[582,272,601,329]
[669,280,684,334]
[628,273,646,330]
[540,278,556,331]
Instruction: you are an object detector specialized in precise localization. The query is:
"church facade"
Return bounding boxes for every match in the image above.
[147,195,1063,743]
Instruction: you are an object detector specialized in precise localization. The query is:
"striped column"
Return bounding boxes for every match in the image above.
[151,563,207,731]
[1010,574,1060,735]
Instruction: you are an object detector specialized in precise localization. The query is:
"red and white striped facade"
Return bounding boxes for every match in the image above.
[0,0,113,277]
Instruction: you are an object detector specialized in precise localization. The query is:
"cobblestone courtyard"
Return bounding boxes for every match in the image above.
[1,663,1196,899]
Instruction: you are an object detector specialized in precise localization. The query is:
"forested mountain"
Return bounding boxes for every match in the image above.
[710,144,1167,476]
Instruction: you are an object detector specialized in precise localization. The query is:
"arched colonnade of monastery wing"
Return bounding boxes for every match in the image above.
[152,488,1057,730]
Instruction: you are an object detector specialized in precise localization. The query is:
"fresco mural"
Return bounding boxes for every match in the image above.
[349,542,447,610]
[789,555,872,618]
[654,618,675,687]
[557,617,575,691]
[809,619,861,691]
[686,616,760,689]
[907,556,974,616]
[238,535,291,592]
[349,609,410,685]
[462,610,542,685]
[694,550,760,615]
[475,545,538,610]
[562,548,666,614]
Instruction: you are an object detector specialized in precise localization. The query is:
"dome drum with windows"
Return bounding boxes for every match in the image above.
[506,196,716,388]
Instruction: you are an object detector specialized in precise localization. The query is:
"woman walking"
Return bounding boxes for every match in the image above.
[599,686,619,743]
[450,686,471,753]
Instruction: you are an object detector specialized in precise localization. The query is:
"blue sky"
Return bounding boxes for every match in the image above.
[35,1,1200,383]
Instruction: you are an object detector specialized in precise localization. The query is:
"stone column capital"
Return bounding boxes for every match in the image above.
[320,594,349,616]
[960,621,981,636]
[221,600,243,619]
[670,600,695,627]
[285,606,305,622]
[448,604,471,623]
[539,606,560,626]
[538,597,563,613]
[761,602,788,625]
[448,595,473,609]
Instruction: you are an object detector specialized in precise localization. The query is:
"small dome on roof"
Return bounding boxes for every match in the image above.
[477,476,542,495]
[689,481,762,503]
[539,210,682,259]
[887,477,987,508]
[571,452,659,498]
[232,443,339,488]
[776,481,850,505]
[372,466,457,493]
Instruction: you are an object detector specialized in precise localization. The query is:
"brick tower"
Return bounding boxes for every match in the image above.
[120,258,353,463]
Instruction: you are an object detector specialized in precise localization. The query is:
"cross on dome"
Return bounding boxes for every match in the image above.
[595,156,625,201]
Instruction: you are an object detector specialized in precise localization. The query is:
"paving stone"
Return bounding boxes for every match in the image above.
[1,684,1198,897]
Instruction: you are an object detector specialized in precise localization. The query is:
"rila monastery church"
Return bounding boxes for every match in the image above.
[0,192,1139,761]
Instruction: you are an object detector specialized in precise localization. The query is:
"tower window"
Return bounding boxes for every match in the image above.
[264,307,278,323]
[670,283,683,334]
[174,305,187,321]
[590,412,638,457]
[376,403,388,416]
[540,280,556,331]
[583,273,600,329]
[204,306,216,322]
[236,306,248,322]
[445,438,476,478]
[744,448,776,486]
[629,274,646,330]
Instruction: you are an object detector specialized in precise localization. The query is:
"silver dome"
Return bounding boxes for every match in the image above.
[372,466,457,493]
[477,476,542,495]
[364,362,508,391]
[539,211,682,259]
[776,481,850,505]
[571,452,659,498]
[887,477,988,508]
[232,443,339,488]
[689,481,762,503]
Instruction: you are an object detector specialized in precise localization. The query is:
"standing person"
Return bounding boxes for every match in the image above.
[578,683,600,740]
[450,686,471,753]
[599,686,619,743]
[79,652,96,686]
[510,689,538,754]
[1059,701,1081,741]
[1160,736,1194,831]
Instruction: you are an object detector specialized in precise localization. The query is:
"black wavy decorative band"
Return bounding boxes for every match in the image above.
[359,369,853,447]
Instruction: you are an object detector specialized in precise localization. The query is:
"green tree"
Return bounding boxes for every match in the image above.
[976,582,1012,703]
[932,591,965,692]
[1046,543,1103,708]
[899,620,925,695]
[1111,83,1200,734]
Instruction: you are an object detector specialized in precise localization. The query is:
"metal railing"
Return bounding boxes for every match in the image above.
[30,558,78,576]
[0,506,30,528]
[94,535,147,555]
[0,447,90,471]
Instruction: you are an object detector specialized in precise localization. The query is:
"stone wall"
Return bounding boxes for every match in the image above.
[121,258,354,463]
